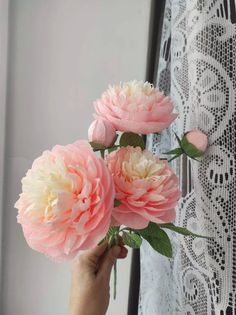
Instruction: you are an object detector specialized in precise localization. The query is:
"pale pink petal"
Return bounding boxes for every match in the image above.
[105,113,177,134]
[112,210,149,229]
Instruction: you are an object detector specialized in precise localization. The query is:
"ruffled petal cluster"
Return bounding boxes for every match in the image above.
[94,80,177,134]
[15,140,114,261]
[106,146,181,229]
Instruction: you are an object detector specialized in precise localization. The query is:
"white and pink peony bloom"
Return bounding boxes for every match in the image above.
[106,146,181,229]
[15,140,115,261]
[94,80,177,134]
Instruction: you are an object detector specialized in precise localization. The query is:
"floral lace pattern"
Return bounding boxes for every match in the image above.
[139,1,236,314]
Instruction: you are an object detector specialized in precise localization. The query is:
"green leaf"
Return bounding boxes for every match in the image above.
[114,199,122,207]
[110,134,118,146]
[108,234,116,246]
[159,223,210,239]
[138,222,160,237]
[107,226,120,246]
[181,137,203,158]
[100,150,105,159]
[120,132,145,150]
[107,226,120,238]
[168,155,180,162]
[143,230,172,257]
[138,223,173,257]
[108,146,118,153]
[122,232,142,248]
[174,132,183,148]
[89,141,106,151]
[163,148,183,155]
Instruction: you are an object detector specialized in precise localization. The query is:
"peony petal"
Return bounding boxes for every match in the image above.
[112,210,149,229]
[105,113,177,134]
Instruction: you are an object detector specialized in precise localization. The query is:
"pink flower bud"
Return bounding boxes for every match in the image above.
[88,118,116,147]
[185,129,208,152]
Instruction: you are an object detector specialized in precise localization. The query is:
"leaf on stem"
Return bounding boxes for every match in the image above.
[107,226,120,247]
[181,137,203,158]
[108,146,118,153]
[163,148,183,155]
[122,232,142,248]
[159,223,210,239]
[138,223,172,258]
[89,141,106,151]
[120,132,145,150]
[168,155,179,163]
[100,150,105,159]
[174,132,183,148]
[107,226,120,237]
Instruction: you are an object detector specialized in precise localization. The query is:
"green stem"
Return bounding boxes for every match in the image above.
[113,259,117,299]
[113,233,119,299]
[107,228,120,300]
[100,150,105,159]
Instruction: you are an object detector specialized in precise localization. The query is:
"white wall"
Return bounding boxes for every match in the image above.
[1,1,150,314]
[0,0,9,307]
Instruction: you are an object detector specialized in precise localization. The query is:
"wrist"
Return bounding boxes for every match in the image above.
[68,301,106,315]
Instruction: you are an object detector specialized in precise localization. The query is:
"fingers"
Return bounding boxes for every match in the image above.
[72,241,128,278]
[98,246,121,280]
[81,241,128,262]
[85,240,108,261]
[72,241,108,273]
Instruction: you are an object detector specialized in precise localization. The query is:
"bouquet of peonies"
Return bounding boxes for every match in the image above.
[15,81,208,298]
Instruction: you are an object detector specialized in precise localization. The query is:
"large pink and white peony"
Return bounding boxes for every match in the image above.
[15,140,115,261]
[94,80,177,134]
[106,146,181,229]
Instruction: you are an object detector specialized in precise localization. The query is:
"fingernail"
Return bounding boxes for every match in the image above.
[111,246,121,257]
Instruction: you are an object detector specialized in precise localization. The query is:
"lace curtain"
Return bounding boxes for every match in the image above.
[139,0,236,314]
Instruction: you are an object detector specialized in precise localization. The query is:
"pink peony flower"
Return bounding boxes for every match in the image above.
[15,140,115,262]
[94,80,177,134]
[106,146,181,229]
[185,129,208,152]
[88,118,116,147]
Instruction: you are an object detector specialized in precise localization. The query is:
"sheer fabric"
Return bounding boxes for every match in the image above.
[139,1,236,314]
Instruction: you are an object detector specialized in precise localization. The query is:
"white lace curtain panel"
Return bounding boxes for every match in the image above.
[139,0,236,314]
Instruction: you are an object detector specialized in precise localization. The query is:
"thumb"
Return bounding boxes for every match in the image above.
[98,246,121,280]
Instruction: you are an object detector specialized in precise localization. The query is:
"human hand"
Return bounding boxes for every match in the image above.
[68,241,128,315]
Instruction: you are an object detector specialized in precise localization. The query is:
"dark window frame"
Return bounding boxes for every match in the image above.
[127,1,166,314]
